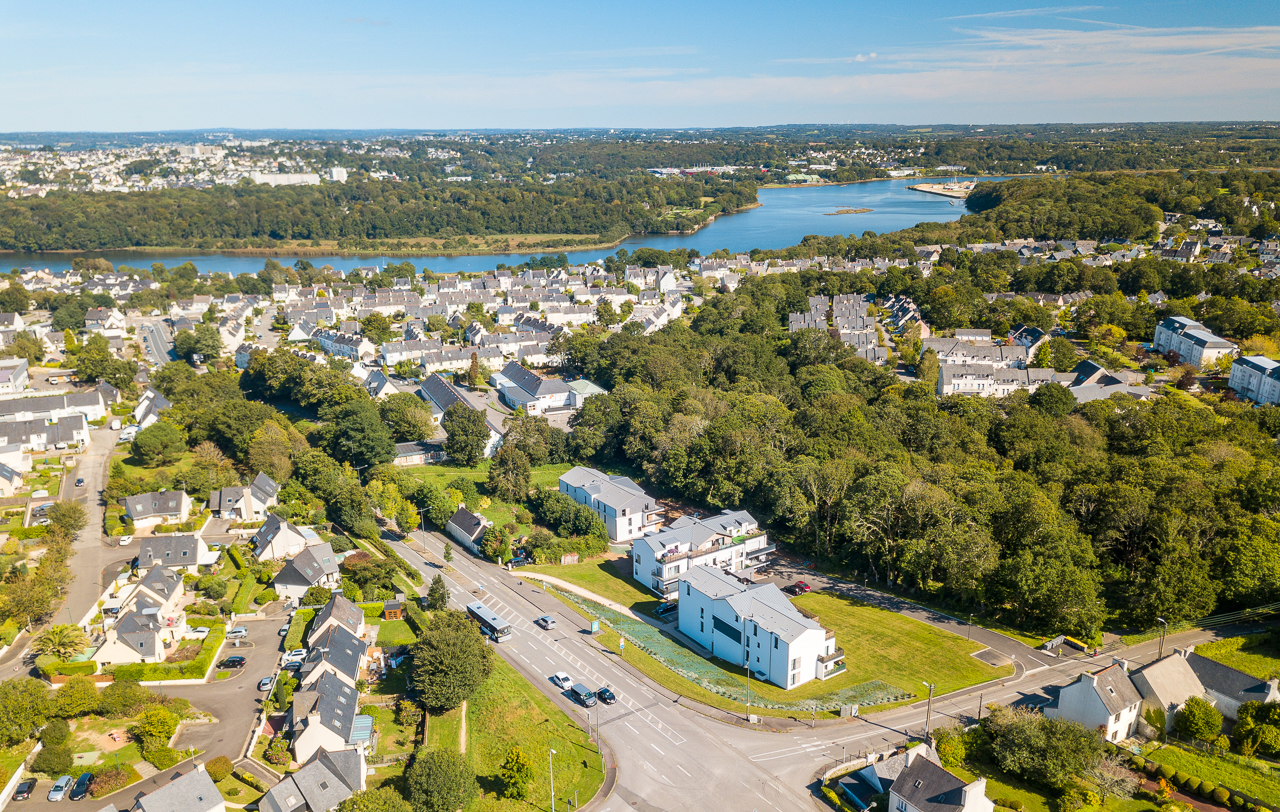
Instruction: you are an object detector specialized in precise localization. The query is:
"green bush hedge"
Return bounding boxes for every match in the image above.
[114,624,225,681]
[230,578,257,613]
[404,600,428,636]
[1200,782,1217,798]
[39,660,97,678]
[227,545,249,571]
[357,602,385,619]
[1130,757,1146,770]
[821,785,859,812]
[1174,771,1191,786]
[284,610,315,651]
[1186,778,1202,794]
[363,535,423,585]
[993,799,1024,810]
[1214,788,1231,804]
[185,616,220,628]
[145,747,181,770]
[10,526,47,540]
[1157,764,1176,780]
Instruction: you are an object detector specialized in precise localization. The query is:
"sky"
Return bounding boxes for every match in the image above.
[2,0,1279,131]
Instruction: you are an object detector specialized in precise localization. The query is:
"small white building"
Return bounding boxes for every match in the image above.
[273,542,341,603]
[675,566,843,690]
[252,514,322,560]
[494,361,572,416]
[1044,662,1142,743]
[122,490,192,531]
[558,466,664,544]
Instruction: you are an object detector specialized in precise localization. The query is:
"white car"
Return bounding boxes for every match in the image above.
[226,627,249,640]
[182,625,210,639]
[551,671,572,690]
[283,649,307,663]
[118,535,133,546]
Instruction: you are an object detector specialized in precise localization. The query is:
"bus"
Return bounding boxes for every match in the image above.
[466,601,513,642]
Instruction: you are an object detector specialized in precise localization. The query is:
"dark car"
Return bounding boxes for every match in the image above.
[784,582,811,596]
[69,773,92,801]
[74,478,85,488]
[12,780,35,801]
[596,686,617,705]
[654,601,678,618]
[282,660,301,671]
[510,558,529,569]
[219,656,246,669]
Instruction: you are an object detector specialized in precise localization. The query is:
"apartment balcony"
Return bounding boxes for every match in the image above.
[818,647,845,664]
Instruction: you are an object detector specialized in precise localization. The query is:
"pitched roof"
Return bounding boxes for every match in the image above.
[136,535,200,568]
[1186,651,1276,701]
[1132,653,1207,712]
[137,566,183,602]
[133,766,222,812]
[680,566,822,644]
[499,361,571,398]
[259,750,362,812]
[310,594,363,634]
[300,624,367,682]
[123,490,186,520]
[891,756,972,812]
[1085,664,1143,714]
[293,672,374,744]
[276,543,339,588]
[445,507,486,542]
[251,472,280,502]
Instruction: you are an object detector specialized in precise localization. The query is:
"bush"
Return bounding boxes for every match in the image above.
[255,589,278,604]
[88,767,130,797]
[205,755,234,782]
[188,601,221,616]
[40,718,71,746]
[1157,764,1176,780]
[114,624,225,681]
[145,747,181,770]
[227,545,249,571]
[284,610,314,651]
[1185,778,1202,794]
[1233,796,1246,808]
[1199,782,1217,798]
[1174,772,1191,786]
[31,745,73,776]
[1213,788,1231,804]
[993,799,1025,811]
[264,736,290,766]
[364,535,423,585]
[196,575,228,600]
[236,770,268,792]
[40,660,97,678]
[227,787,241,797]
[1131,757,1146,770]
[821,786,860,812]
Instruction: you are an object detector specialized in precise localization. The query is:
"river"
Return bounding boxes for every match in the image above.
[1,177,1006,276]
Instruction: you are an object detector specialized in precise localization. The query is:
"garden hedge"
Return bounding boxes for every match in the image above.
[1200,782,1217,798]
[820,786,859,812]
[114,624,225,681]
[357,602,385,619]
[404,600,428,636]
[39,660,97,678]
[993,799,1024,810]
[185,616,220,628]
[363,535,423,585]
[1214,788,1231,804]
[145,747,180,770]
[284,610,314,651]
[230,577,257,613]
[1130,757,1146,770]
[1174,771,1191,786]
[227,545,249,571]
[1157,764,1176,780]
[1186,778,1202,794]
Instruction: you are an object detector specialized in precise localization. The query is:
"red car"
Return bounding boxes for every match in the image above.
[784,581,811,596]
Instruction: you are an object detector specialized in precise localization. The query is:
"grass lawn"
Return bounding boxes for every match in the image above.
[949,761,1158,812]
[426,706,464,752]
[462,656,604,812]
[524,557,661,617]
[367,763,405,792]
[216,774,264,804]
[372,663,410,697]
[1146,744,1280,802]
[403,462,575,541]
[1194,633,1280,680]
[0,741,34,778]
[365,706,417,757]
[376,619,417,647]
[111,449,196,478]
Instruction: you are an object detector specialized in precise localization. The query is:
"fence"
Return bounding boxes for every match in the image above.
[1123,602,1280,645]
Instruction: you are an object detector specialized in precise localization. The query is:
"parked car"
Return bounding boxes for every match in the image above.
[510,558,529,569]
[551,671,572,690]
[535,615,556,630]
[654,601,678,618]
[784,581,811,596]
[12,780,35,801]
[278,623,290,636]
[571,683,596,707]
[181,625,209,639]
[47,776,73,802]
[283,649,306,662]
[282,661,301,672]
[69,773,92,801]
[258,676,274,691]
[218,656,246,669]
[596,686,617,705]
[226,627,249,640]
[74,478,85,488]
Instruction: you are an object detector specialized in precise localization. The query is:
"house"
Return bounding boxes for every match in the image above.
[1062,360,1148,403]
[94,567,188,667]
[1152,316,1237,368]
[85,307,127,334]
[364,370,400,400]
[677,566,842,689]
[313,329,376,361]
[133,388,172,430]
[495,361,572,415]
[288,321,317,343]
[131,763,225,812]
[888,748,994,812]
[274,542,342,603]
[0,358,30,394]
[297,624,368,689]
[445,506,489,556]
[936,365,1060,397]
[417,373,503,458]
[0,462,22,498]
[632,510,772,599]
[0,414,89,452]
[568,378,608,408]
[122,490,192,531]
[559,466,664,544]
[1183,648,1280,720]
[921,337,1028,369]
[838,744,940,810]
[1129,652,1211,731]
[307,594,366,645]
[135,534,214,575]
[258,749,366,812]
[392,439,447,467]
[0,390,108,423]
[1228,355,1280,405]
[252,514,322,560]
[1044,662,1143,742]
[289,672,375,762]
[208,473,280,521]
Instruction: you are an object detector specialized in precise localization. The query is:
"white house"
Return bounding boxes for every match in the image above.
[135,534,216,575]
[259,749,366,812]
[1228,355,1280,404]
[1129,651,1211,732]
[1153,316,1237,368]
[0,358,30,394]
[297,624,368,690]
[94,567,189,667]
[273,542,341,603]
[133,388,173,430]
[1183,648,1280,720]
[1044,662,1142,743]
[632,510,772,599]
[558,466,664,544]
[936,365,1060,397]
[494,361,572,415]
[888,748,994,812]
[676,566,843,690]
[253,514,322,560]
[132,763,225,812]
[288,672,375,763]
[208,473,280,521]
[122,490,192,531]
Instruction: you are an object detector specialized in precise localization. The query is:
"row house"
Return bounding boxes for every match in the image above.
[381,338,444,366]
[417,345,503,374]
[94,567,188,667]
[1152,316,1237,367]
[1228,355,1280,405]
[922,336,1029,369]
[312,329,376,361]
[937,364,1060,397]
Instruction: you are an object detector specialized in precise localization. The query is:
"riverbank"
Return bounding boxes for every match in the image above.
[908,182,975,199]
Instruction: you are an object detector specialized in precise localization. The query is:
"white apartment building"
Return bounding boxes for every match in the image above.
[632,510,773,599]
[936,364,1059,397]
[676,566,843,690]
[1228,355,1280,404]
[558,466,664,544]
[1152,316,1237,368]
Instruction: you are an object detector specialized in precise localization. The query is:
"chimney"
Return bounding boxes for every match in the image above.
[904,745,921,766]
[1112,657,1129,673]
[963,777,987,806]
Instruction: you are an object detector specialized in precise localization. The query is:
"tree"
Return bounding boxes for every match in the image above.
[486,445,531,502]
[75,333,138,389]
[98,680,153,717]
[173,323,223,363]
[205,756,234,782]
[1028,382,1076,418]
[360,313,394,344]
[411,609,493,711]
[443,542,453,563]
[405,749,477,812]
[131,423,186,467]
[53,676,101,718]
[0,331,44,365]
[380,393,436,442]
[48,501,88,536]
[247,420,295,483]
[596,300,620,327]
[426,574,449,611]
[31,745,72,776]
[1033,337,1080,372]
[916,348,940,387]
[1175,696,1223,742]
[0,677,50,745]
[33,624,89,660]
[302,585,333,606]
[40,718,70,746]
[441,403,488,467]
[322,400,395,470]
[467,353,481,388]
[1087,753,1139,802]
[397,700,423,733]
[129,704,179,747]
[499,745,534,800]
[337,788,412,812]
[0,285,30,313]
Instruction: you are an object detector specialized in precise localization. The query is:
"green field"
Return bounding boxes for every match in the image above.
[1194,633,1280,680]
[1147,744,1280,803]
[376,619,417,647]
[426,706,464,752]
[403,462,574,541]
[524,557,661,616]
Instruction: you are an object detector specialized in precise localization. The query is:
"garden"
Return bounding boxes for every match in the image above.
[1194,633,1280,681]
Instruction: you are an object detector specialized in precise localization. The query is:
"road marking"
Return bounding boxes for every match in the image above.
[677,765,690,777]
[519,655,529,663]
[624,722,639,734]
[650,743,663,755]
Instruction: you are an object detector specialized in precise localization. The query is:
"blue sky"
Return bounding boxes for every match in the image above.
[3,1,1278,130]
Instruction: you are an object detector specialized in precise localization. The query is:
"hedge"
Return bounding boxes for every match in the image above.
[1158,764,1176,780]
[357,533,422,585]
[10,526,47,540]
[404,600,428,636]
[230,578,257,613]
[186,616,221,629]
[39,660,97,678]
[1214,788,1231,804]
[145,747,181,770]
[1174,771,1191,786]
[284,610,315,651]
[227,545,249,571]
[1201,782,1217,798]
[820,785,859,812]
[993,799,1025,811]
[114,624,225,681]
[1130,757,1146,771]
[1186,778,1202,794]
[357,602,385,619]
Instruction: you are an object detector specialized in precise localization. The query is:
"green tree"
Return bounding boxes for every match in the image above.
[75,333,137,389]
[1028,382,1076,417]
[337,788,413,812]
[247,420,296,484]
[486,445,531,502]
[426,574,449,611]
[443,542,453,563]
[53,675,101,718]
[1,331,44,365]
[1175,696,1223,742]
[0,677,50,745]
[380,393,436,442]
[405,749,477,812]
[174,323,223,363]
[129,704,179,747]
[441,403,488,467]
[48,501,88,536]
[397,700,423,733]
[33,624,89,660]
[499,744,534,800]
[360,313,394,344]
[205,756,235,782]
[322,400,396,470]
[31,745,72,777]
[596,300,620,327]
[411,609,493,711]
[302,585,333,606]
[0,285,30,313]
[131,422,186,467]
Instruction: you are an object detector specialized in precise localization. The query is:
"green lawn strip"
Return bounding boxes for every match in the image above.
[364,706,415,757]
[426,706,463,752]
[372,663,410,697]
[1193,633,1280,680]
[366,763,404,792]
[1146,743,1280,802]
[949,761,1158,812]
[524,557,662,618]
[216,774,264,803]
[0,741,35,777]
[465,656,603,812]
[231,580,265,614]
[111,450,197,479]
[377,620,417,647]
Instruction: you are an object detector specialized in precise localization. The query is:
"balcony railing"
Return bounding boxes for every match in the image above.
[818,647,845,664]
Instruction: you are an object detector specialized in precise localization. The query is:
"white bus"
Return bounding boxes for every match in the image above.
[466,601,513,642]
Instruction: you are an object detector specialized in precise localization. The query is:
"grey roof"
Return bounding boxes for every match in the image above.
[840,745,940,801]
[0,462,21,484]
[294,672,374,744]
[123,490,186,520]
[207,485,248,514]
[1132,653,1207,713]
[252,513,316,556]
[135,388,172,423]
[681,566,822,644]
[395,439,445,458]
[251,472,280,502]
[132,766,222,812]
[446,507,486,542]
[499,360,571,398]
[1186,651,1276,701]
[138,566,183,601]
[559,466,653,513]
[276,543,339,589]
[0,390,103,419]
[299,624,367,683]
[0,414,88,447]
[310,594,363,635]
[260,750,362,812]
[890,756,972,812]
[1084,664,1143,714]
[418,373,467,412]
[136,535,200,568]
[115,606,162,658]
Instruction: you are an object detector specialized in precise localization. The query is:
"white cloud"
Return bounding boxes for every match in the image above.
[944,6,1103,20]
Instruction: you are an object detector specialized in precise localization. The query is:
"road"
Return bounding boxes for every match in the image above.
[136,319,175,367]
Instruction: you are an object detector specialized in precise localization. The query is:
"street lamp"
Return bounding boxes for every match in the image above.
[922,681,936,739]
[742,614,755,723]
[549,747,557,812]
[967,614,974,641]
[1156,617,1168,660]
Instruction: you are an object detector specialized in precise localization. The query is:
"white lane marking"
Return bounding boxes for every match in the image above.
[624,722,639,735]
[650,743,663,755]
[677,765,691,777]
[519,655,529,663]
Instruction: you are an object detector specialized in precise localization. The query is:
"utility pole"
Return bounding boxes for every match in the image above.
[967,614,974,641]
[922,682,935,738]
[1156,617,1169,660]
[549,748,556,812]
[976,692,984,723]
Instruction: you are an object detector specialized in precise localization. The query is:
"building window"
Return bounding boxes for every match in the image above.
[700,622,704,633]
[897,800,908,812]
[774,636,778,649]
[791,657,800,670]
[790,673,796,686]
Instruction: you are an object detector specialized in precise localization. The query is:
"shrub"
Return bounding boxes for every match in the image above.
[188,601,221,616]
[145,747,181,770]
[1185,778,1201,794]
[995,807,1016,812]
[255,589,278,604]
[264,736,291,766]
[88,767,130,797]
[1157,764,1176,780]
[994,800,1024,811]
[40,718,71,746]
[1104,742,1118,755]
[1131,757,1146,770]
[1173,772,1191,786]
[1213,788,1231,804]
[205,755,234,782]
[1200,782,1217,798]
[227,787,241,797]
[1233,796,1246,808]
[196,576,228,600]
[31,745,73,776]
[236,770,268,791]
[40,660,97,678]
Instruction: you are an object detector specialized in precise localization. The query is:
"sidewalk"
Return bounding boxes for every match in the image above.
[520,572,645,622]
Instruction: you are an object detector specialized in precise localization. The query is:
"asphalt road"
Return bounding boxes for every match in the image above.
[136,319,175,368]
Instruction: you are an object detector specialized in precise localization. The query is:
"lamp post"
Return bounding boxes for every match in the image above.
[922,681,936,739]
[742,613,754,723]
[967,614,974,641]
[1156,617,1168,660]
[549,748,557,812]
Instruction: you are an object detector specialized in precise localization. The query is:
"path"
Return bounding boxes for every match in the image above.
[520,573,644,621]
[458,700,467,754]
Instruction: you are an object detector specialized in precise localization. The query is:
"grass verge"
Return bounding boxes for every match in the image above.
[1146,743,1280,802]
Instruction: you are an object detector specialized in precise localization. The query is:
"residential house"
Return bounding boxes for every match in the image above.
[288,672,375,763]
[632,510,772,599]
[445,506,489,556]
[921,337,1028,369]
[274,542,342,603]
[417,373,503,458]
[94,567,188,667]
[1228,355,1280,405]
[307,594,366,645]
[122,490,192,531]
[0,462,22,497]
[1129,652,1210,732]
[208,473,280,521]
[1044,662,1143,743]
[258,749,366,812]
[494,361,572,415]
[85,307,127,335]
[1183,649,1280,720]
[363,370,400,400]
[131,763,225,812]
[0,414,89,452]
[313,329,376,361]
[887,748,994,812]
[676,566,843,689]
[133,388,172,430]
[936,365,1060,397]
[1007,324,1049,357]
[838,744,939,810]
[288,321,317,343]
[135,534,214,575]
[1153,316,1237,368]
[568,379,608,408]
[297,624,368,689]
[559,466,664,544]
[0,359,30,394]
[0,389,108,423]
[392,439,446,467]
[253,514,322,560]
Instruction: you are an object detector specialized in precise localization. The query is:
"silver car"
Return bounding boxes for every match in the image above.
[47,776,73,802]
